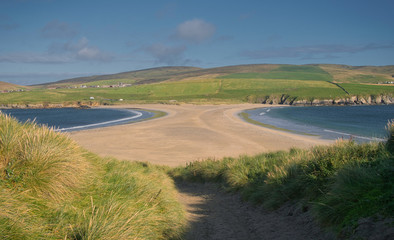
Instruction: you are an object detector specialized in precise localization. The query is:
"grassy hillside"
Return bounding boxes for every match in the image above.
[37,66,202,88]
[0,113,186,239]
[320,64,394,84]
[0,81,27,91]
[1,64,394,106]
[170,122,394,237]
[41,64,394,87]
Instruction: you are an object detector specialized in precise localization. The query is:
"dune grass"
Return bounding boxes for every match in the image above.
[169,122,394,234]
[0,113,185,239]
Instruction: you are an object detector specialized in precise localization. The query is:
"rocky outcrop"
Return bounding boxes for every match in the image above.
[254,94,393,106]
[0,101,100,109]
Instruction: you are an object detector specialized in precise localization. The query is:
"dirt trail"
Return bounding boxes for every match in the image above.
[176,182,335,240]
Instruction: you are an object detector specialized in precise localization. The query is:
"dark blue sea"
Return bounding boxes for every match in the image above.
[0,108,154,132]
[244,105,394,142]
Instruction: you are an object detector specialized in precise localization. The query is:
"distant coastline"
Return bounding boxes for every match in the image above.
[0,93,393,109]
[0,102,98,109]
[253,94,394,106]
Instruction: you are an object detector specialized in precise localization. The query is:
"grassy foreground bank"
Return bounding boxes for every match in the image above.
[170,122,394,237]
[0,113,185,239]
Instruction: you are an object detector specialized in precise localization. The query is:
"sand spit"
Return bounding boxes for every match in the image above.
[69,104,331,167]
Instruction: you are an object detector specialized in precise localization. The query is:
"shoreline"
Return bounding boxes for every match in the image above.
[0,99,393,110]
[69,104,332,167]
[244,105,391,143]
[0,107,165,132]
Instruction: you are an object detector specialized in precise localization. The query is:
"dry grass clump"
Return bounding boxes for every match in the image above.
[0,113,186,239]
[67,160,185,240]
[0,113,89,201]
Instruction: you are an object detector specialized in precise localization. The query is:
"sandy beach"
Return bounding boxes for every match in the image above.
[69,104,332,167]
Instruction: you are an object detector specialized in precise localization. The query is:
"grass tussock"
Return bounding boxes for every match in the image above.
[0,113,185,239]
[170,123,394,233]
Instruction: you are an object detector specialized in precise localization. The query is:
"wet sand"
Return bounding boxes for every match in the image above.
[69,104,332,167]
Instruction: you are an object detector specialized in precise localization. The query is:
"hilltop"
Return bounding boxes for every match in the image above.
[0,81,28,92]
[36,66,202,87]
[1,64,394,107]
[38,64,394,88]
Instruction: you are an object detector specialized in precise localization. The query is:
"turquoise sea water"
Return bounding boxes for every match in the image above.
[0,108,154,132]
[244,105,394,142]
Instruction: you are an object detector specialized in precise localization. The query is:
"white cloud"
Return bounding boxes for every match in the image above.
[175,19,215,44]
[64,37,111,61]
[77,47,102,60]
[0,37,112,63]
[145,43,186,65]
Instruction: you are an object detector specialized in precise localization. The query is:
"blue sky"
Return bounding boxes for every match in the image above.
[1,0,393,85]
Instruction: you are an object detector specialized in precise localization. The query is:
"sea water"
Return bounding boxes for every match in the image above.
[0,108,154,132]
[244,105,394,142]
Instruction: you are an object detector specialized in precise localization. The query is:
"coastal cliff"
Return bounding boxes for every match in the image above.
[253,94,394,106]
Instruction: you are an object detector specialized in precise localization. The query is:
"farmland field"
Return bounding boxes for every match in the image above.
[0,64,393,105]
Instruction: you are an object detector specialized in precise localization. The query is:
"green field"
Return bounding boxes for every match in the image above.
[1,78,392,105]
[1,64,393,105]
[219,65,334,81]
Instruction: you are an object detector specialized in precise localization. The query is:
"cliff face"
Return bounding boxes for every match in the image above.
[257,94,393,106]
[0,95,393,109]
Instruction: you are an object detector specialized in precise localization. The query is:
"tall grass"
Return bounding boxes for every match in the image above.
[170,124,394,234]
[386,120,394,154]
[0,113,185,239]
[0,114,89,202]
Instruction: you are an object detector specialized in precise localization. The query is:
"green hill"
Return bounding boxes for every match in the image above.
[0,81,28,91]
[39,64,394,87]
[37,66,202,87]
[2,64,394,106]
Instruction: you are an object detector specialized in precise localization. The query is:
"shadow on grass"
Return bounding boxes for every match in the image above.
[174,181,333,240]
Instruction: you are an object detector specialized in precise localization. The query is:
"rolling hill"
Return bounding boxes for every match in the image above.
[2,64,394,107]
[0,81,28,91]
[38,64,394,88]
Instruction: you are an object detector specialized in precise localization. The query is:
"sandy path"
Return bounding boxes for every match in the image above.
[69,104,335,239]
[177,182,335,240]
[69,104,331,166]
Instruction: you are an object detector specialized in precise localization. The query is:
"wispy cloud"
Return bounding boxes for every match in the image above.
[0,22,18,30]
[174,19,215,44]
[0,14,19,30]
[62,37,112,61]
[241,43,394,59]
[144,43,186,65]
[0,37,112,63]
[41,20,78,39]
[0,52,72,63]
[239,11,254,20]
